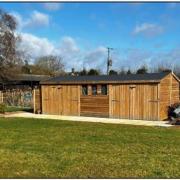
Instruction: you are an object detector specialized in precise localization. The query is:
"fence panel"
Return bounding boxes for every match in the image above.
[2,88,33,108]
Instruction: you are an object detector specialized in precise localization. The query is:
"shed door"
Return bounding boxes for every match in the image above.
[111,84,159,120]
[69,85,79,116]
[42,85,80,116]
[111,85,130,118]
[41,86,49,114]
[147,84,159,120]
[42,85,63,115]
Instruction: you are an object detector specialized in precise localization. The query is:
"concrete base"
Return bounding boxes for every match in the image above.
[4,112,173,127]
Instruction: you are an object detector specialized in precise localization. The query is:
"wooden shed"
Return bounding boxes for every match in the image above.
[39,71,180,121]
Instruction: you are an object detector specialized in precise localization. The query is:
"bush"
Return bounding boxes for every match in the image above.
[0,103,6,114]
[168,103,180,118]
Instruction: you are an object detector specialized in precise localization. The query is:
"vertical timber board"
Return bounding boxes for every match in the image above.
[41,85,45,114]
[111,85,119,118]
[78,85,80,116]
[33,87,41,114]
[171,75,180,104]
[70,85,79,115]
[159,74,171,120]
[169,73,172,105]
[0,91,3,104]
[129,86,135,119]
[157,83,160,120]
[61,85,80,116]
[149,84,159,120]
[41,85,48,114]
[108,85,112,118]
[110,83,159,120]
[33,88,35,113]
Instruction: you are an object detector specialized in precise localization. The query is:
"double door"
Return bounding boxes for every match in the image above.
[41,85,80,116]
[111,84,159,120]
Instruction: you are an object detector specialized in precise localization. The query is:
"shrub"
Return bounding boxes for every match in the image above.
[168,103,180,118]
[0,103,6,114]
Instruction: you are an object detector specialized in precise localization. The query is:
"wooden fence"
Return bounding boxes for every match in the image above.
[0,88,33,108]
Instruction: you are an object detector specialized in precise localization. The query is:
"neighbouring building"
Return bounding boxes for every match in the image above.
[0,74,49,90]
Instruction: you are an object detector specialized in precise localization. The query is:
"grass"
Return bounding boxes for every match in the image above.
[5,106,33,113]
[0,117,179,178]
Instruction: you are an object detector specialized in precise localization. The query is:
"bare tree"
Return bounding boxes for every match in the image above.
[34,55,64,76]
[0,9,22,81]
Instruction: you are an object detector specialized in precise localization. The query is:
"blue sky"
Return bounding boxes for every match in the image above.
[1,2,180,72]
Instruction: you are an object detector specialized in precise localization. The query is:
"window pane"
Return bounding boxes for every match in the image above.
[92,85,97,95]
[82,85,88,95]
[101,85,107,95]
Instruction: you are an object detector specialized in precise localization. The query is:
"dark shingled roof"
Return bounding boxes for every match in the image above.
[0,74,50,83]
[41,72,171,85]
[14,74,50,82]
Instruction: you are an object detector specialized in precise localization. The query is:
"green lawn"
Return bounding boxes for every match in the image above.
[0,117,179,178]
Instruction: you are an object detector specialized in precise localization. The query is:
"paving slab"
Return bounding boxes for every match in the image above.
[3,112,173,127]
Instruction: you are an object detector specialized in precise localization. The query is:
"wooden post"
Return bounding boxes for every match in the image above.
[33,88,36,113]
[0,91,3,104]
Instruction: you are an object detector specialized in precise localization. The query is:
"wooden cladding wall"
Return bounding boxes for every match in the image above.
[80,95,109,117]
[109,84,159,120]
[171,75,180,104]
[160,74,180,120]
[41,85,80,116]
[159,74,171,120]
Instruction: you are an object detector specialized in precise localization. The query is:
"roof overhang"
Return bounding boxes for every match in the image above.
[172,72,180,82]
[40,80,160,85]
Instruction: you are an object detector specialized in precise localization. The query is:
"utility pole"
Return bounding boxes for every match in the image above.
[107,47,113,75]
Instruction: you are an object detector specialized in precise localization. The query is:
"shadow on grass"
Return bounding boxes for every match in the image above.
[5,106,33,113]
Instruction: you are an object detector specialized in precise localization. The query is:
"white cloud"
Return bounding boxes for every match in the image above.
[17,32,108,71]
[111,47,180,72]
[18,32,56,59]
[133,23,163,37]
[84,46,107,70]
[43,3,62,11]
[60,36,80,54]
[18,32,180,73]
[11,11,49,29]
[25,11,49,27]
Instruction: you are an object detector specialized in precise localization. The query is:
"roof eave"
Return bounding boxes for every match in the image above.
[40,80,160,85]
[172,72,180,82]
